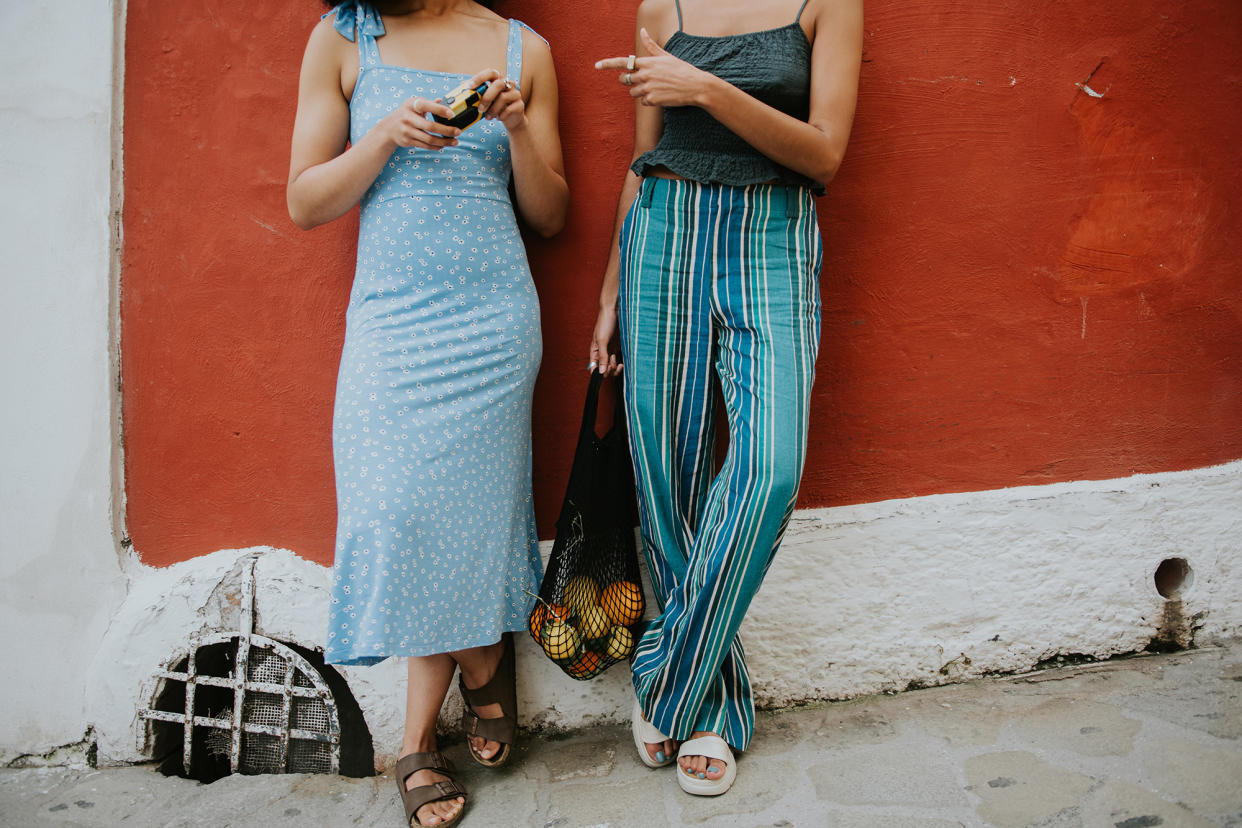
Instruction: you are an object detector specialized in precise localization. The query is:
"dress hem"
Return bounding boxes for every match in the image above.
[324,622,530,667]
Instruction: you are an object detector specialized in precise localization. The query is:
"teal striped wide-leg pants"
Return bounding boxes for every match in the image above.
[617,177,823,750]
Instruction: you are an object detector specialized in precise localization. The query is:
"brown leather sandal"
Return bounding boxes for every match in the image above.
[458,632,517,767]
[394,751,467,828]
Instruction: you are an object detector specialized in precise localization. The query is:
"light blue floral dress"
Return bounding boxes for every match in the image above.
[323,2,542,665]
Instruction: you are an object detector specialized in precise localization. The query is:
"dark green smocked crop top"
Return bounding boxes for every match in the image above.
[631,0,824,195]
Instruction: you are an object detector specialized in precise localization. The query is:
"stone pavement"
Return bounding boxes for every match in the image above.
[2,642,1240,828]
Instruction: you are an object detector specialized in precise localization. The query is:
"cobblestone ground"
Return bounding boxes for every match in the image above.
[2,642,1240,827]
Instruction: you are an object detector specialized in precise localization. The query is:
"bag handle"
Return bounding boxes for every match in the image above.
[577,371,603,445]
[577,372,626,446]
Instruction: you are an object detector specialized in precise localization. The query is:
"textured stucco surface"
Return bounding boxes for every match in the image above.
[119,0,1242,566]
[0,0,127,763]
[88,461,1241,769]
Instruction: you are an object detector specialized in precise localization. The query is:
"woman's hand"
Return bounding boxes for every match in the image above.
[379,96,461,151]
[594,28,715,108]
[472,69,528,131]
[590,303,624,377]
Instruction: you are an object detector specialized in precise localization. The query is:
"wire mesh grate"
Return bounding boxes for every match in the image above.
[138,557,341,778]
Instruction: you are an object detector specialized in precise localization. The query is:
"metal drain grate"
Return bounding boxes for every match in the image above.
[139,558,340,775]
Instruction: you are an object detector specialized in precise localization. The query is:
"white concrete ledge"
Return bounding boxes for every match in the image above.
[87,460,1242,768]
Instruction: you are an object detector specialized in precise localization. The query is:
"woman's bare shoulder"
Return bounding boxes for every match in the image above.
[636,0,677,18]
[303,13,353,64]
[806,0,864,31]
[635,0,679,44]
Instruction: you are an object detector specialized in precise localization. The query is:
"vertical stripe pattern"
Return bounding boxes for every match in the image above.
[617,177,822,750]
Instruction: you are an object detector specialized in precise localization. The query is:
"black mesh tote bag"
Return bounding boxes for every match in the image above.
[529,372,645,680]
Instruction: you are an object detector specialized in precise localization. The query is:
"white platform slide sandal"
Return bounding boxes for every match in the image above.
[631,702,675,768]
[675,735,737,796]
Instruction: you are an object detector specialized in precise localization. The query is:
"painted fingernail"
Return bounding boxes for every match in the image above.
[655,751,665,762]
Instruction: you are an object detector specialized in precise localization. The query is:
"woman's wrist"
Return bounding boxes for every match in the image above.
[693,71,728,111]
[506,114,531,135]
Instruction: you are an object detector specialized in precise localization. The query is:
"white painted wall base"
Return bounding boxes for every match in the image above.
[86,460,1242,770]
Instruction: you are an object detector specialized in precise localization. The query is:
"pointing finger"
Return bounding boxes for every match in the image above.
[595,56,633,70]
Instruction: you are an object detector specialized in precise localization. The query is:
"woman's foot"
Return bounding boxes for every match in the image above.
[394,746,466,828]
[678,731,728,782]
[631,702,676,768]
[461,697,504,761]
[404,767,464,827]
[457,635,517,767]
[640,720,676,766]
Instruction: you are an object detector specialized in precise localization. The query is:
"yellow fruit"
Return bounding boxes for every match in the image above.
[577,605,611,646]
[601,581,643,626]
[605,625,635,660]
[565,650,605,680]
[563,575,600,613]
[540,621,582,664]
[529,602,569,640]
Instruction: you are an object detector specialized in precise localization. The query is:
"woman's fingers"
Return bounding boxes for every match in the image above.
[486,85,522,122]
[409,97,456,123]
[467,68,501,90]
[473,70,505,113]
[390,97,460,150]
[595,55,639,71]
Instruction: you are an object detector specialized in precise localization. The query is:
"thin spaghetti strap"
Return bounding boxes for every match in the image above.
[794,0,812,23]
[674,0,684,30]
[504,19,522,84]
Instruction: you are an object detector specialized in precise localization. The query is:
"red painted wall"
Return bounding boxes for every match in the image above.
[122,1,1242,567]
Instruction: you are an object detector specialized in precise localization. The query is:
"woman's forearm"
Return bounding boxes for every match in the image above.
[508,121,569,237]
[287,127,398,230]
[695,76,847,188]
[599,170,644,306]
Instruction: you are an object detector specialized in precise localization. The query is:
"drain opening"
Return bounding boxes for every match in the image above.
[144,637,372,782]
[139,557,373,782]
[1154,557,1193,599]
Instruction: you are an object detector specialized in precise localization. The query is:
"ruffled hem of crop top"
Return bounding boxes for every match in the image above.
[630,22,825,197]
[632,151,824,197]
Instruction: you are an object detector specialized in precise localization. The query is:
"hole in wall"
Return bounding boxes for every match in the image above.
[1153,557,1193,599]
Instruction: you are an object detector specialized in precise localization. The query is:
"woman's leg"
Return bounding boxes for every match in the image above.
[618,179,720,763]
[630,183,823,778]
[452,639,506,760]
[402,654,464,827]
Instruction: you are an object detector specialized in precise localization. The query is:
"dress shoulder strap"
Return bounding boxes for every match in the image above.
[794,0,812,24]
[505,20,547,88]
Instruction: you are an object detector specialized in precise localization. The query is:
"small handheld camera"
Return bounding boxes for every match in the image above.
[430,81,491,131]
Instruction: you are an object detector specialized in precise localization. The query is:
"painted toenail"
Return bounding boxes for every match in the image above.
[697,772,705,779]
[655,751,665,762]
[708,766,719,773]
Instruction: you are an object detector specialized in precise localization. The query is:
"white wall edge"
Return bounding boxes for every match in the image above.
[85,459,1241,768]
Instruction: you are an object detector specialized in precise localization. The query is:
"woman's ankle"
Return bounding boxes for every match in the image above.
[400,734,437,756]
